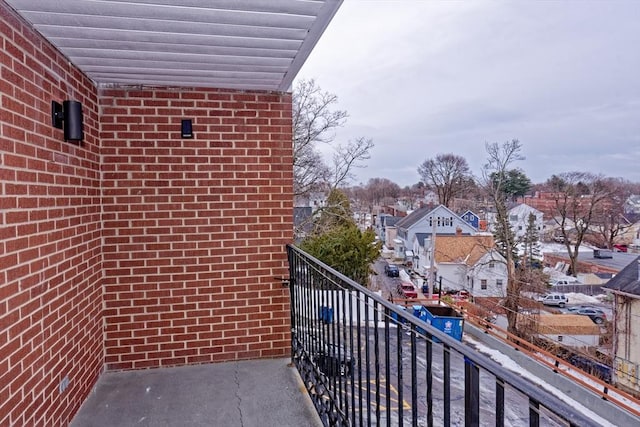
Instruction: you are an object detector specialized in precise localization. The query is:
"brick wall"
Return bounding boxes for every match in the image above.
[100,88,293,369]
[1,2,294,425]
[0,4,103,426]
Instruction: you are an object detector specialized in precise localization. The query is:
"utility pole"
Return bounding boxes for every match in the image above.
[429,215,436,299]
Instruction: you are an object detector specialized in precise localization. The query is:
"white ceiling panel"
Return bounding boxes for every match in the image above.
[5,0,342,91]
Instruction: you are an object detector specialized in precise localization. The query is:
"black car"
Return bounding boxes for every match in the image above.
[575,308,607,324]
[313,343,355,378]
[385,264,400,277]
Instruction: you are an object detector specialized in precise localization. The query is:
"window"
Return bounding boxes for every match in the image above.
[489,262,495,268]
[558,336,563,342]
[496,279,503,288]
[481,279,487,290]
[509,214,518,221]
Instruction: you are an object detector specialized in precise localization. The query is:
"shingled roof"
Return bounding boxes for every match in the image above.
[602,256,640,296]
[434,235,495,266]
[536,314,601,335]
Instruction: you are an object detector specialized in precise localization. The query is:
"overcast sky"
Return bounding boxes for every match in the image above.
[296,0,640,188]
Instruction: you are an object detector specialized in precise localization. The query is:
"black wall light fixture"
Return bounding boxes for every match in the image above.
[181,119,193,139]
[52,100,84,142]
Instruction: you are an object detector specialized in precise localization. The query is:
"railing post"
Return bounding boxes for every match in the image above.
[464,356,480,427]
[496,378,505,427]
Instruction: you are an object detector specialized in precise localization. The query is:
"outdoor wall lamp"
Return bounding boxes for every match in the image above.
[181,119,193,138]
[51,100,84,142]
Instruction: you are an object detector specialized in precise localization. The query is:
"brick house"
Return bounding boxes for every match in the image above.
[0,2,341,425]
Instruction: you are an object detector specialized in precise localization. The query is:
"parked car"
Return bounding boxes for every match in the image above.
[542,293,569,307]
[567,304,597,313]
[312,342,355,377]
[613,244,628,252]
[574,308,607,324]
[385,264,400,277]
[550,279,572,286]
[398,282,418,299]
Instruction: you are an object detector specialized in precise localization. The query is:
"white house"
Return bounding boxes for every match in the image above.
[508,204,543,240]
[422,234,507,298]
[394,204,477,262]
[466,250,509,298]
[603,257,640,395]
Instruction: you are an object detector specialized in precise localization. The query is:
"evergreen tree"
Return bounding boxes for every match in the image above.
[301,224,380,285]
[301,188,381,285]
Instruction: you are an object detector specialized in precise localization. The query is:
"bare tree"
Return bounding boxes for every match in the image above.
[545,172,611,276]
[364,177,401,207]
[330,137,374,190]
[417,153,471,207]
[293,79,374,198]
[591,178,635,248]
[481,139,524,336]
[293,79,347,197]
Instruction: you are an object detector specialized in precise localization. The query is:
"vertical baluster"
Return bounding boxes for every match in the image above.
[426,334,433,426]
[410,325,418,426]
[496,378,504,427]
[374,301,381,427]
[444,344,450,426]
[464,356,480,427]
[529,398,540,427]
[397,319,403,426]
[364,295,371,425]
[384,308,391,427]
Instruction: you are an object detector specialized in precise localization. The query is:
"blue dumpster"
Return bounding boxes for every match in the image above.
[419,305,464,342]
[390,305,407,325]
[412,305,423,317]
[319,306,333,324]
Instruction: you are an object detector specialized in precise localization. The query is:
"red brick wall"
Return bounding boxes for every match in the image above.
[1,3,295,425]
[0,4,103,426]
[100,88,293,369]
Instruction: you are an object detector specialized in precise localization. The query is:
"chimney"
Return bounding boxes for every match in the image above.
[456,227,462,236]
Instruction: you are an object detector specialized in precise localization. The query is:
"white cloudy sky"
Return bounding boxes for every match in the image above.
[296,0,640,188]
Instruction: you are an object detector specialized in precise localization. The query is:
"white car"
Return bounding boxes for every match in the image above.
[542,294,568,307]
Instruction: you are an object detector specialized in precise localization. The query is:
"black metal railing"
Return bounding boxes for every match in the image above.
[287,245,600,427]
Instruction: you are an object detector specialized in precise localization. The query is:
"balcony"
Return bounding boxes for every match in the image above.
[72,245,603,426]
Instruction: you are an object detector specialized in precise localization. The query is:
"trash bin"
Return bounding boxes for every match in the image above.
[419,305,464,342]
[319,306,333,324]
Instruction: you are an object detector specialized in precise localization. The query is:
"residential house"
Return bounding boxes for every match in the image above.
[421,234,507,298]
[624,195,640,214]
[523,315,601,348]
[508,204,543,240]
[394,204,477,262]
[617,213,640,248]
[602,257,640,395]
[379,215,402,248]
[461,210,481,229]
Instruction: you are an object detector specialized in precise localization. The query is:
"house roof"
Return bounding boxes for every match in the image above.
[509,203,543,217]
[602,256,640,296]
[5,0,342,91]
[434,235,495,266]
[383,216,402,227]
[536,314,601,335]
[395,205,432,230]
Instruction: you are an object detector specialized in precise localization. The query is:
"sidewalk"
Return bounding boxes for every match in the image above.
[70,358,322,427]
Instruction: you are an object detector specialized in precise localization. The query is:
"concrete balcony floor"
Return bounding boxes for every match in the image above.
[70,358,322,427]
